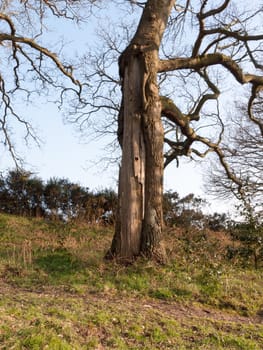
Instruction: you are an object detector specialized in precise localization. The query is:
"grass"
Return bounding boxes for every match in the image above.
[0,212,262,349]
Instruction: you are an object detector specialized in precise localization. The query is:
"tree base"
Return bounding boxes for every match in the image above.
[104,241,167,265]
[140,241,167,265]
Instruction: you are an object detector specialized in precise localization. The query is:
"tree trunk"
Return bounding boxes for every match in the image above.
[140,51,165,261]
[106,0,175,262]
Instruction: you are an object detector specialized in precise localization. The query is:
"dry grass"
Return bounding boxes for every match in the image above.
[0,213,262,349]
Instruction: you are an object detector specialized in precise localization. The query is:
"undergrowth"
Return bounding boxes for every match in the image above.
[0,213,262,349]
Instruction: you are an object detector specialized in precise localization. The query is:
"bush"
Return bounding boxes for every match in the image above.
[227,222,263,269]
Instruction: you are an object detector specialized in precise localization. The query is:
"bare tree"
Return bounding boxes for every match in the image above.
[0,0,96,165]
[206,96,263,219]
[104,0,263,261]
[1,1,263,262]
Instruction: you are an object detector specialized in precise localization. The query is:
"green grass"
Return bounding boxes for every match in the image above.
[0,213,262,349]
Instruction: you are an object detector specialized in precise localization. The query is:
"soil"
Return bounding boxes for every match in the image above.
[1,278,262,326]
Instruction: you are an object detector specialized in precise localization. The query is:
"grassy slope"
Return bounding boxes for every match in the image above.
[0,213,262,349]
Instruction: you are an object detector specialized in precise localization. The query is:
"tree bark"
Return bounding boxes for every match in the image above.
[140,50,165,261]
[106,0,175,262]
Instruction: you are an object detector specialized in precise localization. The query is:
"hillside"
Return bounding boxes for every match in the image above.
[0,213,262,349]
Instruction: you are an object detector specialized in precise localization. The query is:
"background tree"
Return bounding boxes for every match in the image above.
[163,191,207,229]
[206,104,263,268]
[0,169,44,216]
[206,99,263,219]
[44,178,70,220]
[226,200,263,270]
[0,169,117,223]
[0,0,94,165]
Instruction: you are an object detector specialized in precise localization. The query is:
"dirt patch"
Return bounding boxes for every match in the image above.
[0,277,262,327]
[141,299,263,325]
